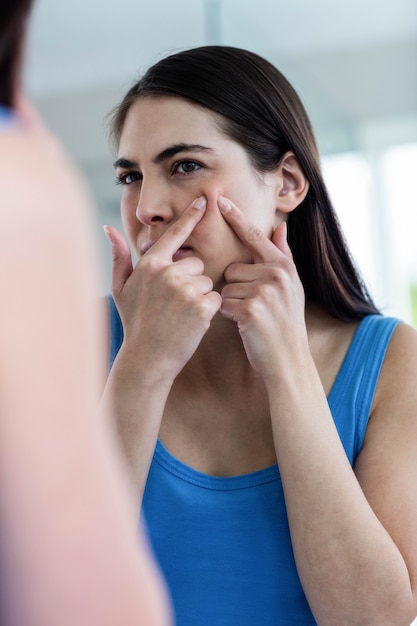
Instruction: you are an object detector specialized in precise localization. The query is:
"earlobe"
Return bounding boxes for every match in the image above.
[276,151,309,213]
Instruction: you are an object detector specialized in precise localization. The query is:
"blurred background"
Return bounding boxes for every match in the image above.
[24,0,417,325]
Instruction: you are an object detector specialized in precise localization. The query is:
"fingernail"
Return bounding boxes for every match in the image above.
[103,225,114,245]
[218,196,231,212]
[193,196,207,210]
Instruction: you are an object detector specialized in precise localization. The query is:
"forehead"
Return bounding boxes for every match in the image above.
[119,96,226,153]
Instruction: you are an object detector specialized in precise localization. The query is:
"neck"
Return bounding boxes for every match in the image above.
[161,312,275,475]
[178,312,261,390]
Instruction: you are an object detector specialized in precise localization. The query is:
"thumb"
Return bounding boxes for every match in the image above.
[271,222,292,258]
[103,225,133,295]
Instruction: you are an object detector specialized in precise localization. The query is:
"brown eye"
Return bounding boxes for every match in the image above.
[175,161,201,174]
[116,172,142,185]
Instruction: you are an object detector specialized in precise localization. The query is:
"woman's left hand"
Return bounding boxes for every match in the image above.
[218,196,308,381]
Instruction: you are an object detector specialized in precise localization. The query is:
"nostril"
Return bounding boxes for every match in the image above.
[150,216,164,223]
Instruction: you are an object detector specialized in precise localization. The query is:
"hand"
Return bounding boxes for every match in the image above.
[104,197,222,380]
[218,196,308,380]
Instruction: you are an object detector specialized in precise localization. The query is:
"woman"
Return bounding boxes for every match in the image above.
[103,46,417,625]
[0,1,171,624]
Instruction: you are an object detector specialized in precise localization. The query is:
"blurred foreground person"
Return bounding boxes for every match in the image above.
[0,1,172,624]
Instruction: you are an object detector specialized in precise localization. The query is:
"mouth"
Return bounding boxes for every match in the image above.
[140,240,155,254]
[140,239,194,261]
[172,246,193,262]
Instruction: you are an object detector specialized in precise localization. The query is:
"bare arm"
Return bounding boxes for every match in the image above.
[0,131,171,626]
[219,196,417,626]
[102,197,221,507]
[267,329,417,626]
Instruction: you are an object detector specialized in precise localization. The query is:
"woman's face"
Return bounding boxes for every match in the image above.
[115,96,285,290]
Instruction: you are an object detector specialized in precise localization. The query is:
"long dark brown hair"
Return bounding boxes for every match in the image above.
[0,0,34,107]
[109,46,379,321]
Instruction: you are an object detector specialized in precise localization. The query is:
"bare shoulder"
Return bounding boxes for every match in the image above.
[356,320,417,464]
[372,320,417,414]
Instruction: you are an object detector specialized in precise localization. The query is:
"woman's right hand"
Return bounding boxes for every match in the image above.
[104,197,222,381]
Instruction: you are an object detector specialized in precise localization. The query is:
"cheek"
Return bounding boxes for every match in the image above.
[120,198,142,247]
[204,182,276,230]
[241,195,278,237]
[120,192,137,221]
[120,203,132,234]
[196,209,252,262]
[120,193,131,214]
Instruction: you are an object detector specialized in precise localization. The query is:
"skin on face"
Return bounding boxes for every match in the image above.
[115,96,287,291]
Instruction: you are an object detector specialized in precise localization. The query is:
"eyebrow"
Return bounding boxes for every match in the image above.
[153,143,214,164]
[112,157,138,169]
[113,143,214,170]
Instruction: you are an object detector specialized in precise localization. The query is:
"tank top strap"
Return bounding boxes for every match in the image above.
[328,315,400,458]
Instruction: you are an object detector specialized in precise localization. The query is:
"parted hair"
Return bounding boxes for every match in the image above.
[109,46,379,321]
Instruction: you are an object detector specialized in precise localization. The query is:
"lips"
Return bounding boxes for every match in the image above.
[172,246,193,261]
[140,240,155,254]
[140,239,194,260]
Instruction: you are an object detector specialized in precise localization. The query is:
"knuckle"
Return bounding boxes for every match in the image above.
[192,258,204,274]
[181,282,196,300]
[238,297,263,322]
[269,268,287,285]
[199,296,219,321]
[143,254,163,274]
[223,264,234,281]
[257,280,288,306]
[170,223,188,239]
[204,276,214,292]
[246,226,264,242]
[196,299,210,317]
[209,292,222,313]
[162,267,184,292]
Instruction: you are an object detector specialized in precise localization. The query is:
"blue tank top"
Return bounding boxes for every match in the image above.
[107,296,399,625]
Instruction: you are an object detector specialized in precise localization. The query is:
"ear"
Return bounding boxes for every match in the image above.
[275,151,309,213]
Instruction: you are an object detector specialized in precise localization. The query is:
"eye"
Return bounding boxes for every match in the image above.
[115,171,142,185]
[173,160,202,175]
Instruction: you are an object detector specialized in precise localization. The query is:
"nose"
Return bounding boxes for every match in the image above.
[135,178,174,226]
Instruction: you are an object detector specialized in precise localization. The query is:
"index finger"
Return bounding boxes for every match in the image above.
[217,196,281,262]
[149,196,207,259]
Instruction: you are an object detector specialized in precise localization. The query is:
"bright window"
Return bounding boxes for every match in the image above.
[322,144,417,326]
